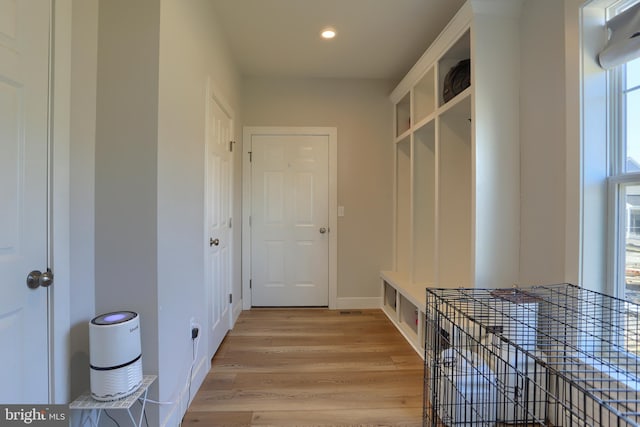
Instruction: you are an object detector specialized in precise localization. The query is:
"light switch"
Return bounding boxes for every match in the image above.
[338,206,345,217]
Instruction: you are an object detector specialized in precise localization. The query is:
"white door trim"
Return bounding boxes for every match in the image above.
[51,0,72,403]
[242,127,337,310]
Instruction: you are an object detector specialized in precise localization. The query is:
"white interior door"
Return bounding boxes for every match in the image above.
[0,0,51,403]
[251,134,329,307]
[206,93,233,358]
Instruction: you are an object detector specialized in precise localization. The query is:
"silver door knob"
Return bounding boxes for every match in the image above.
[210,237,220,247]
[319,227,327,234]
[26,269,54,289]
[40,269,54,287]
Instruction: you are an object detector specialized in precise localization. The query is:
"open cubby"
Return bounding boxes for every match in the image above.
[395,137,411,276]
[399,294,419,337]
[437,98,472,288]
[412,121,436,284]
[380,271,425,357]
[413,67,436,124]
[383,281,397,313]
[437,29,471,108]
[395,93,411,137]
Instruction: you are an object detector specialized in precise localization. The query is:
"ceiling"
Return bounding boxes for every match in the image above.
[211,0,466,82]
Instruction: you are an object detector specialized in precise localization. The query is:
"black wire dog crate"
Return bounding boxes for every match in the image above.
[424,284,640,426]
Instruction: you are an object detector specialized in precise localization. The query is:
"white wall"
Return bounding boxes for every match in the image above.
[518,0,568,285]
[68,0,98,400]
[243,77,394,303]
[94,0,161,424]
[157,1,242,424]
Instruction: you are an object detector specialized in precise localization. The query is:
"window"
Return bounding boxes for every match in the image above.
[578,0,640,381]
[612,57,640,307]
[606,1,640,358]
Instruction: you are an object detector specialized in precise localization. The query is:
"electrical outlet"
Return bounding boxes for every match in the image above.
[189,317,198,339]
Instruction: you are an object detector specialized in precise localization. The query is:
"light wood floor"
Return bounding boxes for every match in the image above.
[182,309,424,426]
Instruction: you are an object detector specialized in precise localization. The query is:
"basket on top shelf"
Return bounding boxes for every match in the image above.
[442,59,470,103]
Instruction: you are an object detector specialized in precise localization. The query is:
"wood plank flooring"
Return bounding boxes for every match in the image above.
[182,309,424,426]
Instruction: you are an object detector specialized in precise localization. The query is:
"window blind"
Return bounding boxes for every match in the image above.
[598,2,640,69]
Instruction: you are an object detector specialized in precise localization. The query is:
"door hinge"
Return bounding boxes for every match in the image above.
[249,279,252,289]
[248,151,252,162]
[229,140,235,152]
[229,217,232,228]
[229,293,233,304]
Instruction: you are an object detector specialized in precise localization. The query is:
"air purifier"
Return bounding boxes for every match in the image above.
[89,311,143,401]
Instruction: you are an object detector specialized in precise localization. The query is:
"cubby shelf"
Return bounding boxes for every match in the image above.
[381,0,522,358]
[380,270,428,357]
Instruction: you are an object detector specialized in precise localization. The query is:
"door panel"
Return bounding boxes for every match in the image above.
[251,135,329,307]
[264,172,285,223]
[0,80,21,251]
[294,173,314,223]
[0,0,50,403]
[265,241,285,287]
[206,94,232,358]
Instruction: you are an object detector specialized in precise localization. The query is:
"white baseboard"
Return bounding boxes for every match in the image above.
[232,300,242,326]
[335,297,382,310]
[160,352,209,427]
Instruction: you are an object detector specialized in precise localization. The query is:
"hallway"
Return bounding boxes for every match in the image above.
[182,309,423,426]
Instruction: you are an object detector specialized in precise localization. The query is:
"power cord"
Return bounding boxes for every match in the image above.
[139,322,201,420]
[187,323,201,407]
[136,399,150,427]
[104,410,121,427]
[188,338,195,404]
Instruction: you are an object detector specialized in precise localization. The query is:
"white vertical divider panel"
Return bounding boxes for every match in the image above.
[471,4,522,289]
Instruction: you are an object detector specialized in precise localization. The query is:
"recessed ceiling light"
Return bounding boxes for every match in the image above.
[321,28,336,39]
